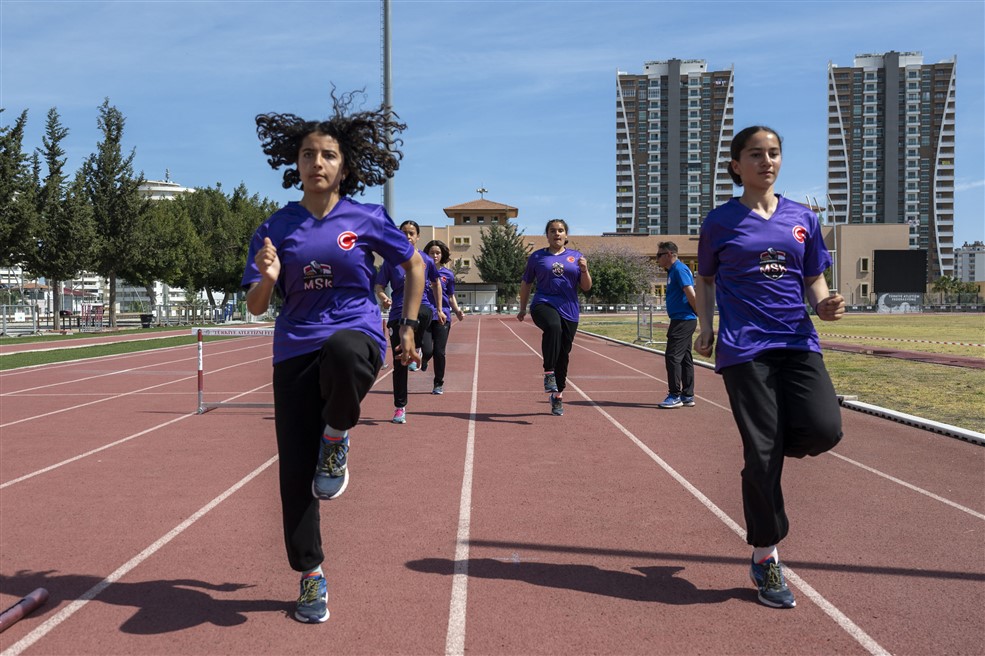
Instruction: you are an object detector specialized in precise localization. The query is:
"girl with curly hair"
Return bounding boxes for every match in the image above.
[421,239,466,395]
[242,90,425,624]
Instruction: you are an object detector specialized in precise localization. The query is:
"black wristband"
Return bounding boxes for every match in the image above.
[398,317,419,328]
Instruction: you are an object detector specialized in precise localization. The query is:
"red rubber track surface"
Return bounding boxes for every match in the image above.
[1,316,982,655]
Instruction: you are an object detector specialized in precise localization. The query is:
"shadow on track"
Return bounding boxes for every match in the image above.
[406,558,748,605]
[1,570,291,634]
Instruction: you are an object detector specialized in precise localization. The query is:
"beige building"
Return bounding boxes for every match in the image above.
[416,198,519,284]
[418,197,913,307]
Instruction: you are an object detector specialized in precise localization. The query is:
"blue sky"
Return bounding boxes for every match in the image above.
[2,0,983,246]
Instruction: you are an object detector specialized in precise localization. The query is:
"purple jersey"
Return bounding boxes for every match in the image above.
[375,249,440,319]
[697,196,831,372]
[522,248,584,322]
[241,199,415,364]
[433,267,457,322]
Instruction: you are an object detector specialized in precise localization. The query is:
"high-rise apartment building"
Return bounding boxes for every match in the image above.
[826,51,957,279]
[954,241,984,283]
[615,59,734,235]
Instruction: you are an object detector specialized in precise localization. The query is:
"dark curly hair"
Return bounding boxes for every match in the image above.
[255,87,407,197]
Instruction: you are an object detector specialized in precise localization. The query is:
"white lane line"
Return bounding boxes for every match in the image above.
[0,383,271,489]
[0,357,268,428]
[1,341,266,395]
[502,320,891,656]
[0,454,279,656]
[576,331,984,519]
[445,321,480,656]
[828,452,985,520]
[573,339,732,412]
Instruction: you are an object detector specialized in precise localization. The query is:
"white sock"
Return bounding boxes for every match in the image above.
[303,565,323,578]
[753,546,779,564]
[323,425,347,441]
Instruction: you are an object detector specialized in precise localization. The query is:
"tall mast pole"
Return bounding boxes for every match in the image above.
[382,0,394,214]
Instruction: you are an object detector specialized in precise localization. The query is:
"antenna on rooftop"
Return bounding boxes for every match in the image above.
[477,186,487,199]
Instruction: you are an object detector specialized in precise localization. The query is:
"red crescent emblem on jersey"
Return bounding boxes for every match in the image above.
[792,226,807,244]
[337,231,357,251]
[567,256,575,263]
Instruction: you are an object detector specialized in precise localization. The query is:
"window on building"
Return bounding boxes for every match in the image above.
[463,217,471,224]
[859,257,869,273]
[453,236,472,246]
[860,283,869,298]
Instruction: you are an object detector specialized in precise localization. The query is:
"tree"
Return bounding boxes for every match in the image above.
[21,108,97,329]
[584,244,659,304]
[124,193,206,308]
[474,223,530,301]
[0,109,37,269]
[178,183,276,308]
[83,99,146,327]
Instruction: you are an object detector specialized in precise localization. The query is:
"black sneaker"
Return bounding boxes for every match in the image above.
[295,574,329,623]
[749,557,796,608]
[550,394,564,416]
[544,373,558,393]
[312,436,349,500]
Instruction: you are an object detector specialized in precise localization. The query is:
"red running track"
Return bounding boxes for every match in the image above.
[0,316,982,655]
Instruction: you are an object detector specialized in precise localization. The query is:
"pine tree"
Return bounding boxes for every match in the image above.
[0,109,36,269]
[83,99,146,327]
[24,108,97,329]
[474,223,530,302]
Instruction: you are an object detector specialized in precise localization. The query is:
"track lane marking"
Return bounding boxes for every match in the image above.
[575,331,985,519]
[1,341,268,394]
[0,454,280,656]
[0,357,268,429]
[502,319,891,656]
[445,320,480,656]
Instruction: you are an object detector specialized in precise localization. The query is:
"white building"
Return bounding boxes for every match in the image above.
[954,241,984,283]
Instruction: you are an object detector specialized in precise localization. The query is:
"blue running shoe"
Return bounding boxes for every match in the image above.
[295,573,329,623]
[681,396,695,407]
[408,362,418,372]
[392,407,407,424]
[544,373,558,393]
[749,557,796,609]
[550,394,564,416]
[312,436,349,501]
[432,386,444,395]
[658,394,683,409]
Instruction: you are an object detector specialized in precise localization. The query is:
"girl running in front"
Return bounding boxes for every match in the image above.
[374,220,443,423]
[242,90,425,624]
[694,125,845,610]
[516,219,592,416]
[421,239,466,395]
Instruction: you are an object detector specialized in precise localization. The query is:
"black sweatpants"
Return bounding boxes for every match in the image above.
[720,350,843,548]
[386,305,433,408]
[272,329,382,572]
[531,303,578,393]
[665,318,697,397]
[422,319,452,387]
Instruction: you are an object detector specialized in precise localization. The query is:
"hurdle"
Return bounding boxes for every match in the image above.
[192,327,274,414]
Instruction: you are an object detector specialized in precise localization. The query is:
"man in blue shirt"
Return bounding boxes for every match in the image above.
[658,241,698,408]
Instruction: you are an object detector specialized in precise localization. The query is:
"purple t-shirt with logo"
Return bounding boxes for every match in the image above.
[522,248,584,322]
[697,196,831,372]
[374,249,440,319]
[433,267,457,322]
[241,199,415,364]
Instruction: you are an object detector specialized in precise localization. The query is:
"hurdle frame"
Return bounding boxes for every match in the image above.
[194,327,275,414]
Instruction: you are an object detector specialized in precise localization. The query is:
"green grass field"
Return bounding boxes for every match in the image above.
[579,313,984,434]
